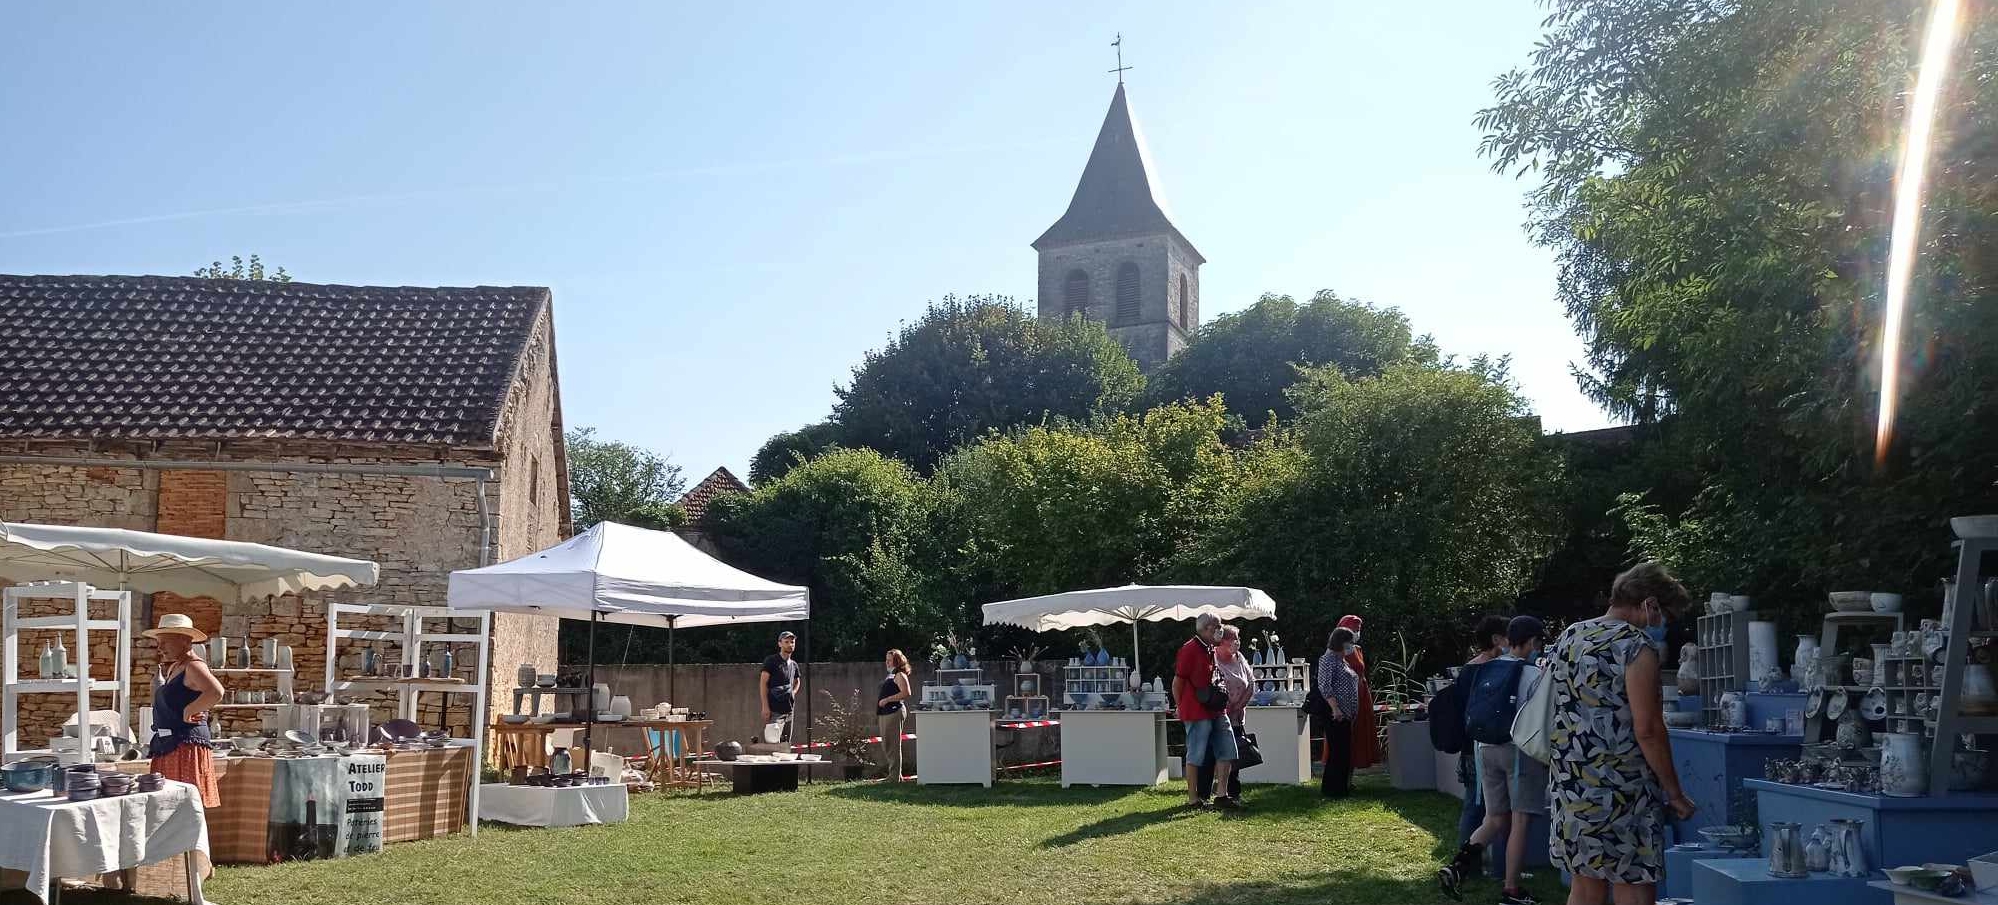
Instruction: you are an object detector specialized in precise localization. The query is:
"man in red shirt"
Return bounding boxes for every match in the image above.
[1173,613,1239,808]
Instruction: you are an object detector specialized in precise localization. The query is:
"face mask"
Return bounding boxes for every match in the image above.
[1351,632,1362,645]
[1642,602,1669,649]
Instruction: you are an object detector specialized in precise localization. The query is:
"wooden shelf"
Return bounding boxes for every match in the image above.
[211,667,294,675]
[9,679,122,694]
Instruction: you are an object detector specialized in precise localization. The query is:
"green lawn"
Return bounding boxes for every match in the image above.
[15,774,1564,905]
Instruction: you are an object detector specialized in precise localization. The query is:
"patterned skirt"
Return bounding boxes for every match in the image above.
[152,743,220,809]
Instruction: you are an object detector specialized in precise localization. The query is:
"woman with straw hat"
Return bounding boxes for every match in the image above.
[143,613,224,808]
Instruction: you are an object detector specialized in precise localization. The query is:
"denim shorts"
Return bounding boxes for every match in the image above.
[1184,715,1239,767]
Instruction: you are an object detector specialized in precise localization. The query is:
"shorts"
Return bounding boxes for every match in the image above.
[1479,742,1549,816]
[1184,716,1239,767]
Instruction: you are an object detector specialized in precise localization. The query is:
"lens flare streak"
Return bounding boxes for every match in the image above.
[1876,0,1965,464]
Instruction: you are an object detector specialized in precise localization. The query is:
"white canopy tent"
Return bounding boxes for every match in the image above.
[980,584,1278,679]
[447,521,809,759]
[0,521,380,599]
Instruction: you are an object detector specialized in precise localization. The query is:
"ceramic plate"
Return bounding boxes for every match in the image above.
[1826,690,1849,720]
[1862,687,1890,721]
[1805,689,1824,718]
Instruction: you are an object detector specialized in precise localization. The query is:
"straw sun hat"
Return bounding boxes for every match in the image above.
[143,613,208,643]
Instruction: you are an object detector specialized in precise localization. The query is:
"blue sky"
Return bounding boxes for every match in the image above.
[0,2,1610,479]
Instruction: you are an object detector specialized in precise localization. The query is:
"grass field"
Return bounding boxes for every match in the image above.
[18,773,1564,905]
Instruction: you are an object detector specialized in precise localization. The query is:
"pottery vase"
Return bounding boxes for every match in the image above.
[1793,636,1819,685]
[208,637,227,667]
[1804,827,1829,873]
[1747,621,1779,691]
[516,663,537,689]
[549,747,571,775]
[1678,643,1702,695]
[1835,710,1871,748]
[610,695,633,718]
[1879,732,1928,797]
[956,653,971,670]
[1954,664,1998,717]
[592,683,611,713]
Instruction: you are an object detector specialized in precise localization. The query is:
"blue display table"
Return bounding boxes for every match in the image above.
[1690,858,1883,905]
[1748,779,1998,872]
[1668,728,1802,841]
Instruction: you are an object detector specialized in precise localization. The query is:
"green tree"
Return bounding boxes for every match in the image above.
[1143,291,1434,426]
[831,295,1144,472]
[1185,360,1564,665]
[193,254,290,282]
[564,428,686,532]
[749,421,842,486]
[703,448,939,660]
[1478,0,1998,623]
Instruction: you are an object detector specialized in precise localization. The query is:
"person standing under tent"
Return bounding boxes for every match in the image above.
[144,613,224,808]
[875,649,913,781]
[1336,614,1380,771]
[1174,613,1239,810]
[760,630,804,743]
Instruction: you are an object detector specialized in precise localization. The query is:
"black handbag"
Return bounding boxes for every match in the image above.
[1194,646,1230,711]
[1232,726,1264,769]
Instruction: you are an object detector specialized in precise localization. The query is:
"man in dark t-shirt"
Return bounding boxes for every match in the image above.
[760,631,803,741]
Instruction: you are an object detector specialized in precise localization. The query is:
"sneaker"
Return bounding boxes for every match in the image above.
[1437,866,1463,902]
[1214,796,1244,811]
[1499,890,1538,905]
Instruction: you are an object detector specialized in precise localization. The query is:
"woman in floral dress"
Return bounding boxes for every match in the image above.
[1546,563,1697,904]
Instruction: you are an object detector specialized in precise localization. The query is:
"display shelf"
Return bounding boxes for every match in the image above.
[3,582,133,767]
[1927,531,1998,795]
[1698,609,1753,728]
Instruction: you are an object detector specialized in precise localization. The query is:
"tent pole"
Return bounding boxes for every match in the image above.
[800,618,811,784]
[1131,619,1142,684]
[584,611,597,771]
[668,617,676,704]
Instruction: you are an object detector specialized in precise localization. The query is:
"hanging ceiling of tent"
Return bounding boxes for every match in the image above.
[0,521,380,599]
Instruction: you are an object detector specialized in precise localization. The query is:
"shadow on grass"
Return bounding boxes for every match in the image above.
[1126,866,1462,905]
[823,779,1135,809]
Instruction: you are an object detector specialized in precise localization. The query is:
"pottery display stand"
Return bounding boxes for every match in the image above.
[1058,709,1166,787]
[1237,705,1310,784]
[1868,880,1998,904]
[915,709,994,786]
[322,602,489,837]
[1698,609,1754,728]
[1702,779,1998,902]
[1928,528,1998,795]
[1803,610,1904,756]
[2,582,132,767]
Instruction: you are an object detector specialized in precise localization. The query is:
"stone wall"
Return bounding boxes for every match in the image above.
[484,308,564,708]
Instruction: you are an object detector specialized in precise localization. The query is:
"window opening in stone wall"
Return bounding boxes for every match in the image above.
[529,456,540,505]
[1063,269,1090,319]
[1178,273,1190,328]
[1115,262,1140,324]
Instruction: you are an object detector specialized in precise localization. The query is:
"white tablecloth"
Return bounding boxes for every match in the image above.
[0,781,210,904]
[477,783,628,828]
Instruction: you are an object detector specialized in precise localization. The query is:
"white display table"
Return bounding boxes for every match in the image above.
[1238,706,1310,784]
[476,783,628,828]
[1387,720,1437,790]
[0,781,209,905]
[915,710,993,787]
[1058,709,1167,788]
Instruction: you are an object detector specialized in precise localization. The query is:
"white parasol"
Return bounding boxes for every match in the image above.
[980,584,1277,679]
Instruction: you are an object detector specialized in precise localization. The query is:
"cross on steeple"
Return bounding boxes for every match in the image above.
[1109,33,1132,84]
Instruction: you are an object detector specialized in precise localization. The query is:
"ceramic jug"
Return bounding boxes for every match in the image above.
[1805,826,1830,872]
[1826,818,1867,878]
[1678,643,1702,695]
[592,683,612,713]
[1962,665,1998,716]
[1879,732,1928,797]
[1767,822,1808,878]
[1747,621,1779,690]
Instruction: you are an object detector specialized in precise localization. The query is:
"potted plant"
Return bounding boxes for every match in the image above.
[813,689,878,781]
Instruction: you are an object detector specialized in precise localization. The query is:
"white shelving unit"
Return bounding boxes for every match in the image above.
[2,582,133,766]
[324,601,490,836]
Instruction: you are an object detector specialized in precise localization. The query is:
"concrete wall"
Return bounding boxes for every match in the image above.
[568,662,1062,768]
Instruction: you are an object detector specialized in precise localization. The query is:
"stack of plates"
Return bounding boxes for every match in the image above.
[64,767,102,801]
[99,773,134,797]
[135,773,165,793]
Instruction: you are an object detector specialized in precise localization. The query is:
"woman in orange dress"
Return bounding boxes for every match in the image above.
[1337,615,1379,770]
[143,614,224,808]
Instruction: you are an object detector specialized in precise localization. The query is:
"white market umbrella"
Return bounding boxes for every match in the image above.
[0,521,380,599]
[980,584,1277,680]
[448,521,808,759]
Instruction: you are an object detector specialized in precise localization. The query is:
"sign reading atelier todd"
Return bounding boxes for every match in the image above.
[338,754,387,857]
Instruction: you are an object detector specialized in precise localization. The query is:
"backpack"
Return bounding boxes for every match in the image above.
[1464,659,1528,745]
[1511,665,1554,764]
[1428,664,1476,755]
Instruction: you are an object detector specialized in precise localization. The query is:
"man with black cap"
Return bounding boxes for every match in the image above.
[760,631,804,742]
[1439,615,1549,905]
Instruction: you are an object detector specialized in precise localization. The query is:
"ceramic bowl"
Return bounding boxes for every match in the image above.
[1665,711,1701,728]
[1871,593,1904,614]
[499,714,530,724]
[1829,591,1873,612]
[1950,515,1998,539]
[1886,866,1925,886]
[1908,869,1952,891]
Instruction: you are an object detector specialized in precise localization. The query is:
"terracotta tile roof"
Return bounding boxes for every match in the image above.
[0,274,548,448]
[678,466,749,524]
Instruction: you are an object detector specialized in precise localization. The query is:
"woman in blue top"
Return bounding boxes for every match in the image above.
[144,613,225,807]
[875,650,913,781]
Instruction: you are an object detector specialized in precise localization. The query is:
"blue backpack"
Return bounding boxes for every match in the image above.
[1464,659,1527,745]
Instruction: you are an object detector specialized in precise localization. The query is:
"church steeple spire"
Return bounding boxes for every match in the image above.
[1031,83,1202,262]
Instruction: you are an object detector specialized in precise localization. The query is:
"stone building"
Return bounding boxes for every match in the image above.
[1034,83,1204,371]
[0,274,569,742]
